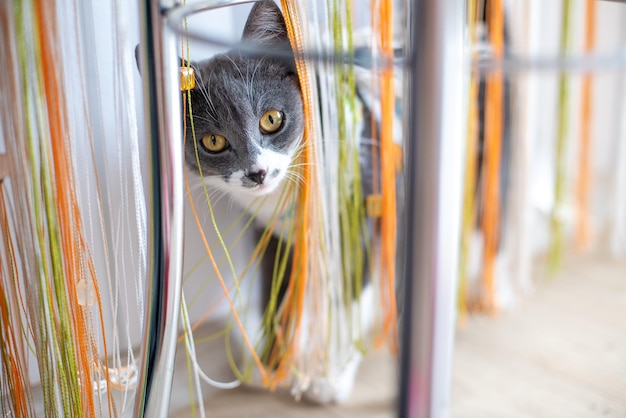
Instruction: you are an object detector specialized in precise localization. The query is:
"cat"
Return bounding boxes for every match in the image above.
[182,1,305,230]
[177,0,378,404]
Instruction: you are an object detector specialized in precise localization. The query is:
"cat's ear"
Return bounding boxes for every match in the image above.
[241,0,290,49]
[134,43,199,90]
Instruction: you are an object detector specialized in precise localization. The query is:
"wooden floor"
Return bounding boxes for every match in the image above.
[169,251,626,417]
[451,251,626,418]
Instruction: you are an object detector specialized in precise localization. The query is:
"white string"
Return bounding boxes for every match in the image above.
[117,0,148,334]
[181,293,241,391]
[512,0,540,295]
[111,0,147,410]
[181,295,207,418]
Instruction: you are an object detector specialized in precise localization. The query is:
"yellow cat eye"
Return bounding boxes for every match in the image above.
[201,134,228,153]
[259,109,283,133]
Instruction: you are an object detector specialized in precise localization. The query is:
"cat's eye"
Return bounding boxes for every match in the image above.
[259,109,284,134]
[201,134,229,153]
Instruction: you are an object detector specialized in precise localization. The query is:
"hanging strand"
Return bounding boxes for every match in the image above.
[550,0,573,272]
[260,0,316,387]
[374,0,398,352]
[458,0,480,318]
[575,0,596,250]
[481,0,504,313]
[0,3,36,414]
[0,181,36,417]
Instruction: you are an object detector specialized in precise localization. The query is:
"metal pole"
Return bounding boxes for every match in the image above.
[133,0,185,416]
[399,0,466,417]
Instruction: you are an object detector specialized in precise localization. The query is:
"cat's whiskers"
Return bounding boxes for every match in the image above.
[184,178,216,226]
[225,195,239,213]
[188,177,207,194]
[285,138,307,162]
[224,54,249,107]
[286,164,315,183]
[200,201,212,226]
[203,194,226,224]
[249,58,266,105]
[191,185,231,226]
[256,91,271,111]
[288,162,319,169]
[190,114,216,125]
[192,84,211,114]
[190,69,212,112]
[284,178,302,190]
[284,171,305,187]
[202,67,220,120]
[188,175,230,209]
[189,183,209,202]
[286,166,305,180]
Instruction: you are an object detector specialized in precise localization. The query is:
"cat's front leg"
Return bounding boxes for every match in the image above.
[299,284,376,404]
[300,353,363,404]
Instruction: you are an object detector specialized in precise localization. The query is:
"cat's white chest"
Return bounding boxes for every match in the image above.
[232,181,297,234]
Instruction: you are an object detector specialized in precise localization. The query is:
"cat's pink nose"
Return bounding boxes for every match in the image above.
[246,169,267,185]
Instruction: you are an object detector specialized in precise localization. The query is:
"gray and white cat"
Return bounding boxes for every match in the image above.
[181,0,376,404]
[184,1,304,228]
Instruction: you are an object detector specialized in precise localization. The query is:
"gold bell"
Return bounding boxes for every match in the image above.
[366,194,382,218]
[180,66,195,91]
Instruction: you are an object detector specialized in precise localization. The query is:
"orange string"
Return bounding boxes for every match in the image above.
[264,0,315,386]
[182,91,269,384]
[481,0,504,313]
[183,167,270,384]
[374,0,398,352]
[36,1,92,414]
[35,1,112,414]
[181,189,293,342]
[576,0,595,250]
[0,183,32,417]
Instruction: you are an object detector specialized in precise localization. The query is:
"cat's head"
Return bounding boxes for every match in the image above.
[184,0,304,197]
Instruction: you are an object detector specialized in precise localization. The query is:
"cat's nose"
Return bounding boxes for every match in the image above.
[246,169,267,185]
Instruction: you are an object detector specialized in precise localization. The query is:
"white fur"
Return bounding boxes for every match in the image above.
[195,145,295,226]
[301,284,375,404]
[238,284,376,404]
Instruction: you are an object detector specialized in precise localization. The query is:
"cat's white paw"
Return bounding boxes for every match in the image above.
[300,354,362,404]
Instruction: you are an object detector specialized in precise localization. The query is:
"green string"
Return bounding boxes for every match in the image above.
[184,36,299,380]
[16,0,63,414]
[29,35,86,418]
[332,0,366,313]
[550,0,572,274]
[188,84,244,304]
[186,196,269,308]
[259,188,297,366]
[180,296,197,418]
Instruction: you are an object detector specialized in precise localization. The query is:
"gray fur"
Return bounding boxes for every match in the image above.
[184,0,304,193]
